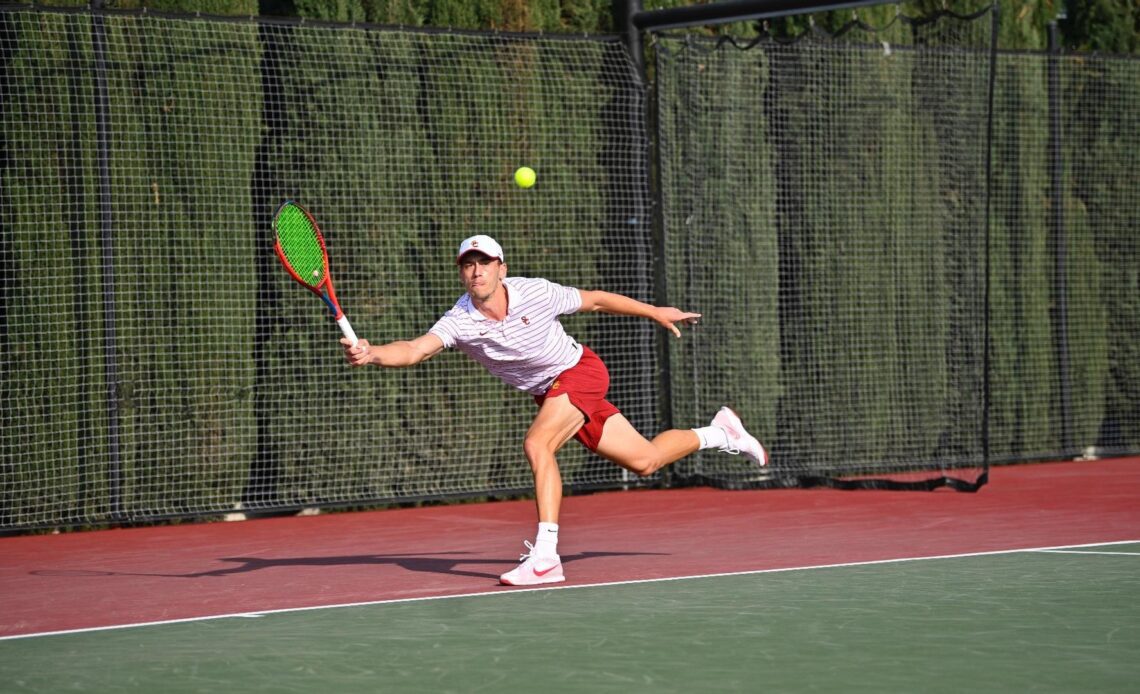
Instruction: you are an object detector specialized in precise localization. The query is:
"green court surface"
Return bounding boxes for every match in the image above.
[3,543,1137,693]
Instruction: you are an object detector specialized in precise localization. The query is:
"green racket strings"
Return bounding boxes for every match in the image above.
[276,204,325,287]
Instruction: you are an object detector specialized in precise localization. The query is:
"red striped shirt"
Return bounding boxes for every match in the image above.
[429,277,584,395]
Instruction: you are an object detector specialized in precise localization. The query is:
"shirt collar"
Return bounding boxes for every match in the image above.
[462,279,512,322]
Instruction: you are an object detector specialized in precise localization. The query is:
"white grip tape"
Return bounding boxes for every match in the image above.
[337,315,358,347]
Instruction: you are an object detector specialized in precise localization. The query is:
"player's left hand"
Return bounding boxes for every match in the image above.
[655,307,701,338]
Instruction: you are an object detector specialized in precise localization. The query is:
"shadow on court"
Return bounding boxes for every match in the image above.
[6,460,1139,639]
[30,550,668,581]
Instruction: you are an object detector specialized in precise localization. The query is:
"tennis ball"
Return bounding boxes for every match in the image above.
[312,269,320,278]
[514,166,536,189]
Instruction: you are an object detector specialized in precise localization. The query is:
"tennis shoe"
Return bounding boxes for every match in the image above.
[711,406,768,467]
[499,541,565,586]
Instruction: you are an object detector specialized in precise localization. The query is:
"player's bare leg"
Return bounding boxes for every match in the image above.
[522,394,584,523]
[594,414,700,477]
[500,394,582,586]
[597,408,767,473]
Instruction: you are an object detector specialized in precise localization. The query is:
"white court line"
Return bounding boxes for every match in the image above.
[1030,549,1140,557]
[3,539,1136,642]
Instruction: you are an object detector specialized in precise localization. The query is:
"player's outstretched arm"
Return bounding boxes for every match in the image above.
[579,289,700,338]
[340,333,444,368]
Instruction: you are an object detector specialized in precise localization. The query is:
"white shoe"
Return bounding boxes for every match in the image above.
[711,406,768,467]
[499,542,565,586]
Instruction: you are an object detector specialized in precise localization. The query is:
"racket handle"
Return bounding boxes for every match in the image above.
[337,315,358,347]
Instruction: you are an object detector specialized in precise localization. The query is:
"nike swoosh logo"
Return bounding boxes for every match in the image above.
[533,563,558,577]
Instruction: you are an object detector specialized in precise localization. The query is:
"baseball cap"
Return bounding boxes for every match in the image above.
[456,235,504,264]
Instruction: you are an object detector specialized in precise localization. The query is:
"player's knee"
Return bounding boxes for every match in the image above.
[522,436,556,467]
[625,455,659,478]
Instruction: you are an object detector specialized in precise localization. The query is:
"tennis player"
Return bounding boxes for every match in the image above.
[341,235,766,586]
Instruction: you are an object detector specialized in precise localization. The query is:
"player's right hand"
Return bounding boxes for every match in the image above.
[341,337,372,367]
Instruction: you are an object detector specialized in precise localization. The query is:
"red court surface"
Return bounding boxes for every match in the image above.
[2,457,1138,638]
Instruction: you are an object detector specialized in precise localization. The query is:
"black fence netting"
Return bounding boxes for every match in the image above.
[654,7,1138,490]
[987,49,1140,464]
[655,8,998,490]
[1,5,1137,529]
[0,9,654,528]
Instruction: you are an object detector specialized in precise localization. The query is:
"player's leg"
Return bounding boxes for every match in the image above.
[596,407,768,474]
[593,414,699,477]
[522,393,584,524]
[500,394,581,587]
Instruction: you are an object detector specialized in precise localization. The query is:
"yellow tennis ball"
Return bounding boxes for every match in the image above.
[514,166,536,189]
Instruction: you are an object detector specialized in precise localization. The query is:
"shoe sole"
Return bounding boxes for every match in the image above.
[499,574,566,587]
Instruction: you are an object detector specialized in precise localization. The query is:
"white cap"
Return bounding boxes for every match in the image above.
[456,234,504,263]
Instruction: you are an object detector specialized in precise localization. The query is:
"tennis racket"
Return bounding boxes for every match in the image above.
[272,200,358,346]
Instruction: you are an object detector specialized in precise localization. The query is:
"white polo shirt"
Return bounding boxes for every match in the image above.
[429,276,584,395]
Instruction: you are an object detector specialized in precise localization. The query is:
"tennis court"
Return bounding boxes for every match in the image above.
[2,457,1137,692]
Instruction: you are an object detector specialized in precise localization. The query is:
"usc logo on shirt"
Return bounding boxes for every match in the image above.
[550,380,561,391]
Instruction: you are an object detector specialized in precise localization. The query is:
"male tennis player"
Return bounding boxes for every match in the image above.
[341,235,766,586]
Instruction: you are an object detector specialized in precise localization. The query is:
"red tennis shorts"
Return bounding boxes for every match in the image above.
[533,345,621,453]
